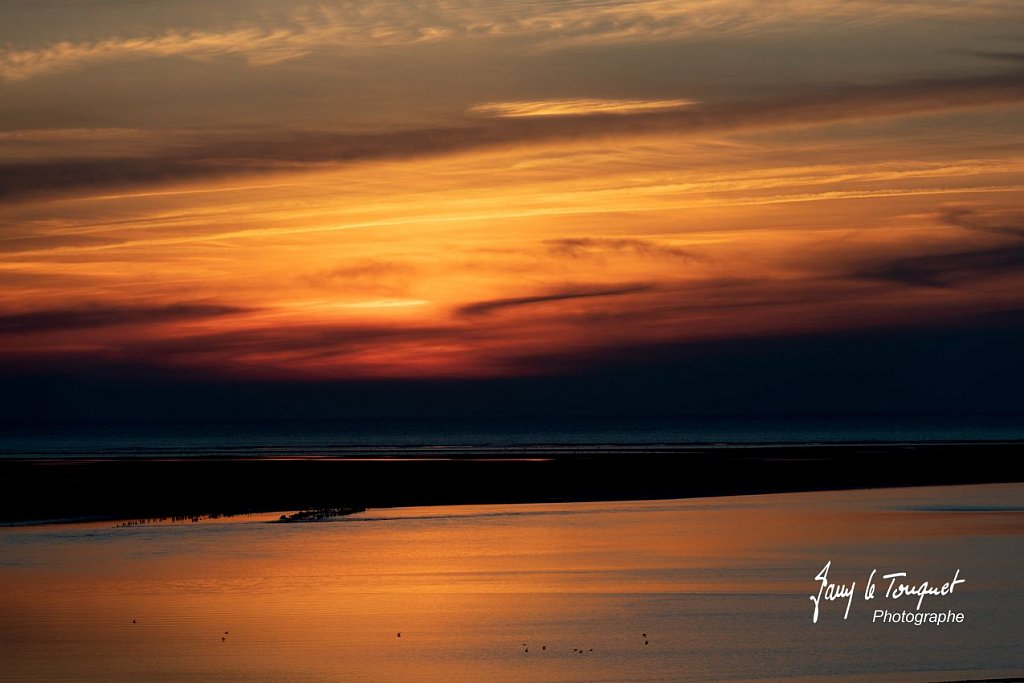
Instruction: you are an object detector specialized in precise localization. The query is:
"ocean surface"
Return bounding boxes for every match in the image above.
[1,483,1021,682]
[2,413,1023,458]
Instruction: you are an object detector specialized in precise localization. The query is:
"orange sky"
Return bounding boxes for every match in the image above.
[1,1,1023,380]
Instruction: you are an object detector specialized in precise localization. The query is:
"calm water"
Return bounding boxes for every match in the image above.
[2,414,1024,458]
[1,484,1022,682]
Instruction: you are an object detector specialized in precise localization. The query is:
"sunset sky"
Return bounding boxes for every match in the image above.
[2,1,1023,418]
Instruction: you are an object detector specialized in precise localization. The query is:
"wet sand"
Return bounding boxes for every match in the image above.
[1,441,1021,523]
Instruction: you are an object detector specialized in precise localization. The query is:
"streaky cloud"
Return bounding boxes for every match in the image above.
[547,237,702,260]
[470,99,696,118]
[943,206,1024,237]
[0,302,252,335]
[457,284,653,317]
[964,50,1024,65]
[848,245,1024,288]
[2,70,1024,204]
[4,1,1021,80]
[835,206,1024,287]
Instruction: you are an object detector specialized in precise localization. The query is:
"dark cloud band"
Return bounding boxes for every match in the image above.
[0,302,251,335]
[457,284,652,316]
[2,70,1024,203]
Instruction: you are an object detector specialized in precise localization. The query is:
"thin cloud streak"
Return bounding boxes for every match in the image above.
[3,0,1020,80]
[0,5,451,81]
[849,246,1024,288]
[846,207,1024,287]
[470,99,696,118]
[0,302,251,335]
[964,50,1024,65]
[548,238,701,261]
[457,284,653,317]
[2,71,1024,203]
[943,207,1024,237]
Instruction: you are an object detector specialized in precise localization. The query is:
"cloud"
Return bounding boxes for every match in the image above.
[0,5,453,81]
[850,245,1024,287]
[836,207,1024,287]
[457,284,653,316]
[0,302,251,335]
[2,70,1024,203]
[469,99,696,118]
[4,1,1020,81]
[305,260,417,294]
[943,207,1024,237]
[137,322,454,356]
[4,309,1023,421]
[1,27,303,81]
[0,127,144,142]
[68,320,477,380]
[964,50,1024,65]
[547,237,701,260]
[0,312,466,374]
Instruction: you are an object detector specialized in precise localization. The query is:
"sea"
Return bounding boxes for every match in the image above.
[1,413,1023,458]
[1,484,1021,682]
[1,414,1022,681]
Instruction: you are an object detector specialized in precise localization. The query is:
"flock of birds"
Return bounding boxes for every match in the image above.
[398,631,653,654]
[518,633,650,655]
[133,620,230,642]
[132,620,653,652]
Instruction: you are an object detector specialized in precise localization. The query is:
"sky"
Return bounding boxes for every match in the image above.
[1,0,1023,419]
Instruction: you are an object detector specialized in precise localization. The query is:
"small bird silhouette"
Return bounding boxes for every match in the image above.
[132,619,136,624]
[645,640,649,645]
[397,632,401,638]
[541,645,546,651]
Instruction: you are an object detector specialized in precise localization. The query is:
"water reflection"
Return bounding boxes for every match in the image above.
[1,484,1021,682]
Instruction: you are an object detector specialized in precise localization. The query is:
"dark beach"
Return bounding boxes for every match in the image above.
[2,441,1021,524]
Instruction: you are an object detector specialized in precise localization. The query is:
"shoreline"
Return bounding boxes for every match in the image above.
[1,442,1021,525]
[3,481,1022,530]
[4,437,1024,458]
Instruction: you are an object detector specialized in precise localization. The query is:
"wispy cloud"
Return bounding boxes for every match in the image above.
[2,26,309,81]
[849,245,1024,287]
[0,302,251,335]
[95,320,473,379]
[3,71,1023,203]
[470,99,696,118]
[547,238,701,260]
[0,128,145,142]
[457,284,652,317]
[0,5,452,81]
[964,50,1024,65]
[844,207,1024,287]
[943,207,1024,237]
[3,1,1021,81]
[305,260,417,295]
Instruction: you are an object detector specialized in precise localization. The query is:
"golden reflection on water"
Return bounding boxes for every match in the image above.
[1,484,1022,682]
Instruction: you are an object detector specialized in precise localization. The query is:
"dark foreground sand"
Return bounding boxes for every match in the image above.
[1,442,1021,524]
